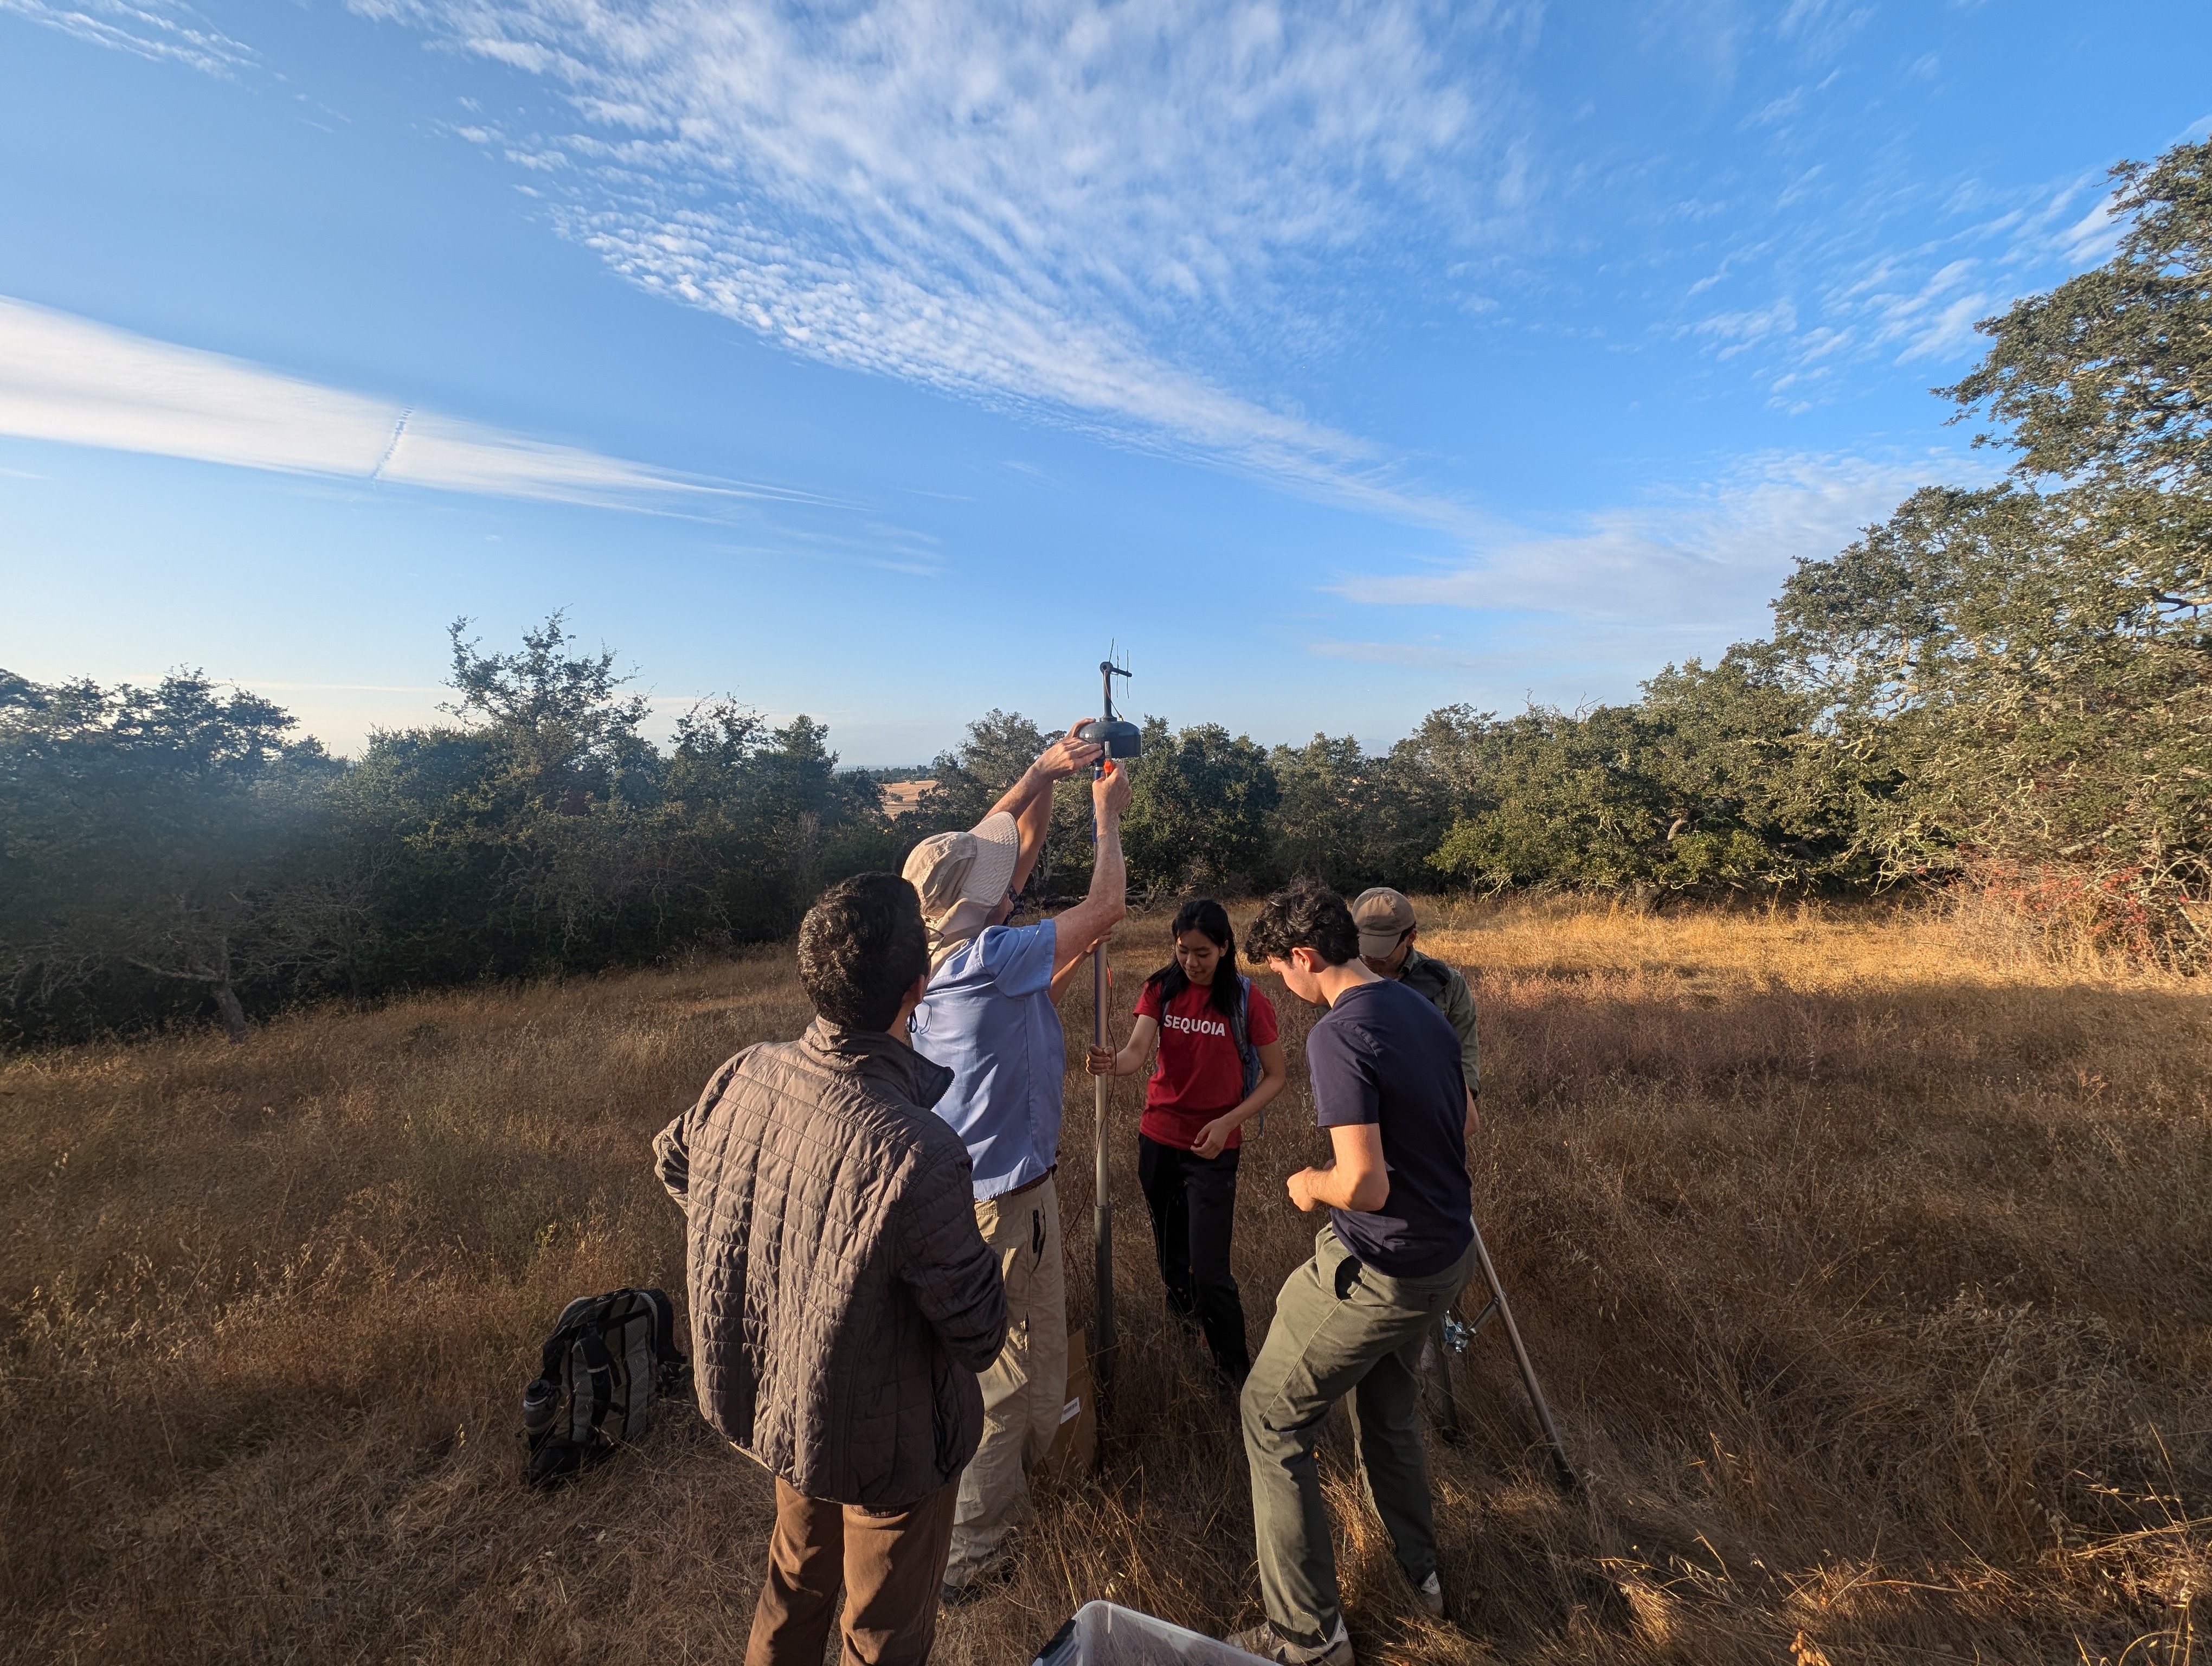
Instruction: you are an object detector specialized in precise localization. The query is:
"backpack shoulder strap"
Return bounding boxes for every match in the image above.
[541,1290,621,1381]
[1400,951,1452,1005]
[576,1324,617,1431]
[638,1287,686,1367]
[539,1312,587,1382]
[1232,975,1265,1131]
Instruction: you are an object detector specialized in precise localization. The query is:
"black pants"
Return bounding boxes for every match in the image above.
[1137,1133,1249,1381]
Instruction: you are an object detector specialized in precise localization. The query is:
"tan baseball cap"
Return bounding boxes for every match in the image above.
[1351,887,1417,961]
[901,811,1023,961]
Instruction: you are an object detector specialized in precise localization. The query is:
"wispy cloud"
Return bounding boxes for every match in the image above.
[357,0,1529,515]
[1776,0,1873,57]
[1309,639,1488,672]
[0,0,254,75]
[1681,162,2139,409]
[713,518,950,579]
[1693,296,1799,358]
[1303,449,1996,712]
[0,294,800,510]
[1331,450,1972,629]
[1308,620,1763,712]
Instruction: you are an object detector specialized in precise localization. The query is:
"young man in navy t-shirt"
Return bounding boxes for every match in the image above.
[1227,881,1476,1666]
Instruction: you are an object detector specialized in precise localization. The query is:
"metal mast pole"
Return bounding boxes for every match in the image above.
[1076,656,1136,1421]
[1090,659,1117,1407]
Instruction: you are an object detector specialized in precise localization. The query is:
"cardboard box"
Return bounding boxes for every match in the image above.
[1036,1327,1098,1486]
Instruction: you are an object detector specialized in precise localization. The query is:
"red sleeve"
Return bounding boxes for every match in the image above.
[1247,984,1279,1045]
[1134,977,1165,1021]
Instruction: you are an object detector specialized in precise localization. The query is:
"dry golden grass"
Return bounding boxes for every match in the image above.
[4,897,2208,1665]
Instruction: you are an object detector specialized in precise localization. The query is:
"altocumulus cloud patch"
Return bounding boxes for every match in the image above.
[355,0,1532,515]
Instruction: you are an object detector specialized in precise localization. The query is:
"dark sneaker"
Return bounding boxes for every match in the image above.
[938,1556,1014,1608]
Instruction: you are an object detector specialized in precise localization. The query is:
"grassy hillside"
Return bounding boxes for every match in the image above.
[3,899,2207,1664]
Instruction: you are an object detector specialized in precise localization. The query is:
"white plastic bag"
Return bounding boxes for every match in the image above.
[1030,1601,1271,1665]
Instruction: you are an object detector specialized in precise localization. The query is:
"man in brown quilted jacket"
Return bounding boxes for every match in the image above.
[655,873,1008,1666]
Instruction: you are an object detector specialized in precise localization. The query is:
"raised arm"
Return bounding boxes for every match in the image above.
[1048,760,1131,991]
[988,723,1101,894]
[1049,950,1086,1007]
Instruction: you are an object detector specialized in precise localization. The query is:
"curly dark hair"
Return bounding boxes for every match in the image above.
[797,873,930,1031]
[1244,879,1359,969]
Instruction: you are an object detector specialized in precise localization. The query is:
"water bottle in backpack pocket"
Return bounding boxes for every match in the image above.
[519,1286,691,1488]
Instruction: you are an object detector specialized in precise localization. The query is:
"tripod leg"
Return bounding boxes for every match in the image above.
[1468,1216,1576,1491]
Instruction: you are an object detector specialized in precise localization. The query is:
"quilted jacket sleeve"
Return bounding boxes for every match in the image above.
[896,1146,1008,1375]
[655,1057,738,1212]
[652,1107,692,1209]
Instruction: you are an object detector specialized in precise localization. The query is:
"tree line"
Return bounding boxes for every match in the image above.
[3,140,2205,1040]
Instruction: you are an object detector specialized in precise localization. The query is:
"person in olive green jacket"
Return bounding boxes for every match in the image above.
[1350,888,1478,1140]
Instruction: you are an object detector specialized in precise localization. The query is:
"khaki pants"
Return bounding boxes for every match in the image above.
[1239,1226,1475,1648]
[942,1175,1066,1589]
[745,1476,959,1666]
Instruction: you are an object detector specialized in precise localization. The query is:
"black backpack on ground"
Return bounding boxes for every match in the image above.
[520,1287,691,1488]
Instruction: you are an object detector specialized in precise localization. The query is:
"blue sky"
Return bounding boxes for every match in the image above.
[2,1,2207,765]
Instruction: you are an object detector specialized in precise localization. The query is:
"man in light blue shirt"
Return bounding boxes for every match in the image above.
[903,726,1130,1597]
[912,922,1066,1198]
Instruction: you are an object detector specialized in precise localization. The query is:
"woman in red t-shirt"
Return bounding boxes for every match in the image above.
[1086,898,1285,1382]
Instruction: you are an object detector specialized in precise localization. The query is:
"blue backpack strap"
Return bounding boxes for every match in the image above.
[1232,975,1264,1132]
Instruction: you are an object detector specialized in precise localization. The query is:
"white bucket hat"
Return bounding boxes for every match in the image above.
[900,811,1023,968]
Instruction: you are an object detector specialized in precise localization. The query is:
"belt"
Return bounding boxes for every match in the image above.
[998,1165,1057,1201]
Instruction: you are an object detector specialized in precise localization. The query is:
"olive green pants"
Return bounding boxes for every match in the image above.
[1239,1225,1474,1648]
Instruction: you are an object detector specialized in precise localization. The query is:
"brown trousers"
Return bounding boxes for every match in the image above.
[745,1476,960,1666]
